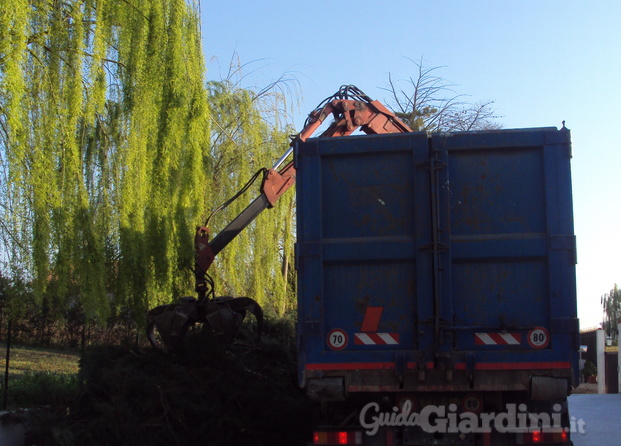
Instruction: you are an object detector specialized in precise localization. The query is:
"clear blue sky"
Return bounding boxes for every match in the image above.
[200,1,621,329]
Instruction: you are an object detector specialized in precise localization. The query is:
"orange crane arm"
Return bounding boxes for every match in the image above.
[195,86,411,298]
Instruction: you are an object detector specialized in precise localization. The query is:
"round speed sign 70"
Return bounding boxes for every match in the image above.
[327,328,348,350]
[527,326,550,349]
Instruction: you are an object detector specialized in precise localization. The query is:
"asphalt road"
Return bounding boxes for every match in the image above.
[569,393,621,446]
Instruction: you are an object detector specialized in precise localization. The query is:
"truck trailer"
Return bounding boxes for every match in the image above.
[295,127,579,446]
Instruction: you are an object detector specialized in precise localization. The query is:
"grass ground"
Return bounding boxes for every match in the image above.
[0,343,81,409]
[0,343,80,377]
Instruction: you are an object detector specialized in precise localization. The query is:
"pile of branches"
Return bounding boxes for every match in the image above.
[26,314,318,446]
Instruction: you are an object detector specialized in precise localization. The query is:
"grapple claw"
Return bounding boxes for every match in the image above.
[147,296,263,353]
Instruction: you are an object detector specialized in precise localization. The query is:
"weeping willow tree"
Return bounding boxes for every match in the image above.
[0,0,212,322]
[205,74,298,314]
[0,1,297,327]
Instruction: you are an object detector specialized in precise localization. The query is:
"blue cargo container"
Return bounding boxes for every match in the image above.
[296,128,578,445]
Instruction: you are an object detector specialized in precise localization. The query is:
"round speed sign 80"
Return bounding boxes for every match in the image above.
[527,326,550,349]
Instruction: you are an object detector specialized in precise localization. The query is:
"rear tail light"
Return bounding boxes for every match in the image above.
[313,430,363,445]
[518,429,569,444]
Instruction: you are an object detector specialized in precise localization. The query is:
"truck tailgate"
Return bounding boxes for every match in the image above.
[295,128,579,393]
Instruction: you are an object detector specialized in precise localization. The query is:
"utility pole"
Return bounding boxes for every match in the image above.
[596,328,606,394]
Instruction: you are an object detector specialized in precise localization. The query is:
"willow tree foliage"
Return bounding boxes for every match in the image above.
[0,0,212,321]
[0,0,296,324]
[205,77,297,314]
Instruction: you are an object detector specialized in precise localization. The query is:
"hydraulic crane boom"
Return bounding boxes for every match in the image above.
[148,85,411,353]
[195,85,411,296]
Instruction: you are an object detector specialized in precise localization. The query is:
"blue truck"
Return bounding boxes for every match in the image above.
[296,127,579,445]
[147,86,579,445]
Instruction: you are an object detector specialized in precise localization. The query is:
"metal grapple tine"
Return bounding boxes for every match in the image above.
[226,296,264,342]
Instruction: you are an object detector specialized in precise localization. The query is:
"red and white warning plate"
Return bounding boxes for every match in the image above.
[474,332,522,345]
[354,332,400,345]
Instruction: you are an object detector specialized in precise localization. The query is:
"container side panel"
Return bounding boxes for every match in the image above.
[323,262,417,351]
[448,147,546,236]
[452,260,549,349]
[296,132,430,377]
[321,152,415,239]
[435,128,578,377]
